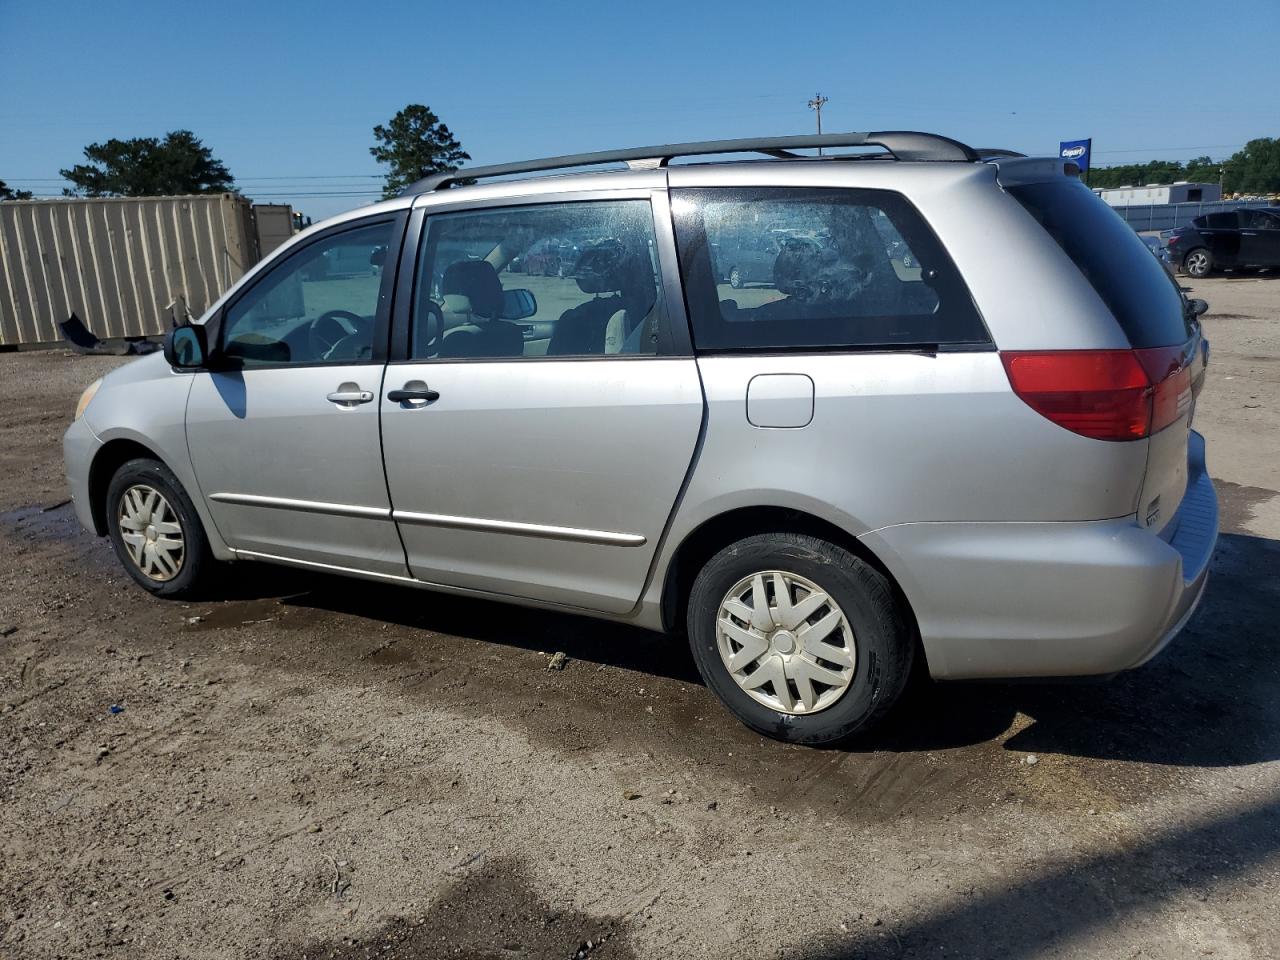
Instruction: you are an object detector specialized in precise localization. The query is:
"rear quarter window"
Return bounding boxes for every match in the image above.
[1009,180,1191,348]
[671,187,989,352]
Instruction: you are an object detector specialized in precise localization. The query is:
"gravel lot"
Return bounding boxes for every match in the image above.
[2,274,1278,959]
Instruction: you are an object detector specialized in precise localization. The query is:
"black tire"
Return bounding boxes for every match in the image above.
[728,266,744,289]
[687,532,913,745]
[1183,247,1213,278]
[105,457,216,599]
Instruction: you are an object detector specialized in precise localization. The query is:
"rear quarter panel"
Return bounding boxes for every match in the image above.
[671,352,1147,534]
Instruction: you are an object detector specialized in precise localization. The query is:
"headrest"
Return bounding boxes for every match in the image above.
[442,260,503,319]
[574,239,642,295]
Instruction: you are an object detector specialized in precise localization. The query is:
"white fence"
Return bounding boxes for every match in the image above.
[1112,199,1274,233]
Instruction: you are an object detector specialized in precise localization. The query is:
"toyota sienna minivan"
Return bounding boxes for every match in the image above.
[64,131,1217,744]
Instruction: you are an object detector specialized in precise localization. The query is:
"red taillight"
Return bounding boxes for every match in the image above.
[1136,345,1193,433]
[1001,346,1192,441]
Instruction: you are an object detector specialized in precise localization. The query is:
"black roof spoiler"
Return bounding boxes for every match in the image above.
[401,131,987,196]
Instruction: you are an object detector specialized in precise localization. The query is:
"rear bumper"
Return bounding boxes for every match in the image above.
[860,431,1218,680]
[1131,429,1217,666]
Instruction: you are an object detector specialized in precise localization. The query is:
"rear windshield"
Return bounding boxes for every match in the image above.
[1009,180,1192,348]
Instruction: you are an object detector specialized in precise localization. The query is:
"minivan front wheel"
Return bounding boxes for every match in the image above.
[105,458,214,598]
[687,533,913,744]
[1183,248,1213,278]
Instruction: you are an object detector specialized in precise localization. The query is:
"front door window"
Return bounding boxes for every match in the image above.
[221,221,394,366]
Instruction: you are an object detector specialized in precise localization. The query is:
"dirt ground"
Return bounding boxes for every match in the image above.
[2,273,1278,960]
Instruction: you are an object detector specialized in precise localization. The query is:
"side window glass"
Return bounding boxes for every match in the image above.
[671,187,986,351]
[410,200,665,359]
[221,221,393,366]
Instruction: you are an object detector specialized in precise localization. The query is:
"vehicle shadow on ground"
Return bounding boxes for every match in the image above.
[1212,270,1280,281]
[795,792,1280,959]
[225,563,704,684]
[241,529,1279,770]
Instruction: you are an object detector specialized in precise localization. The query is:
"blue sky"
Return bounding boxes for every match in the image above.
[3,0,1277,220]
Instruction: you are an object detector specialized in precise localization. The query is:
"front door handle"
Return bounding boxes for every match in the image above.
[387,380,440,406]
[326,382,374,407]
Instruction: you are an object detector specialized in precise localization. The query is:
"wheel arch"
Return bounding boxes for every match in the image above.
[658,505,923,659]
[87,438,175,536]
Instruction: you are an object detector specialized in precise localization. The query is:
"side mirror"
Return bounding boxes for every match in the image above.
[1187,298,1209,318]
[500,288,537,320]
[163,324,209,369]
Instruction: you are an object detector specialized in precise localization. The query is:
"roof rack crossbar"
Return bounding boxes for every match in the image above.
[402,131,980,195]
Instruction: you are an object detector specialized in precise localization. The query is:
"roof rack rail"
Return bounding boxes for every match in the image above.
[402,131,981,195]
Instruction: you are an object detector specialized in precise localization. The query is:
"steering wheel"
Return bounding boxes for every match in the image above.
[309,309,364,361]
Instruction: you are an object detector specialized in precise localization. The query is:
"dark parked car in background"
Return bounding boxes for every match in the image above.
[1166,207,1280,278]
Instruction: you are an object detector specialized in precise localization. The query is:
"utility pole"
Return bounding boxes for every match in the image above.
[808,93,829,155]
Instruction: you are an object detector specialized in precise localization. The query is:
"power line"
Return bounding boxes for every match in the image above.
[5,143,1246,185]
[3,176,382,184]
[1091,144,1240,155]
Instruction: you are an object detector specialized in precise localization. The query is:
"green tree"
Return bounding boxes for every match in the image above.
[1222,138,1280,194]
[370,104,469,199]
[1088,160,1187,190]
[1085,139,1280,194]
[1183,155,1220,184]
[60,130,234,197]
[0,179,33,200]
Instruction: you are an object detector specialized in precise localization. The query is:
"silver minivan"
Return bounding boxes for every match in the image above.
[63,132,1218,744]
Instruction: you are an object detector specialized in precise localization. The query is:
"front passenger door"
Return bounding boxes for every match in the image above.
[186,215,409,576]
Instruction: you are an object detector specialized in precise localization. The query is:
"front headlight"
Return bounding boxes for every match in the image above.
[74,378,102,421]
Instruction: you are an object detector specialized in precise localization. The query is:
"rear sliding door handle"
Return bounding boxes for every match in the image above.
[387,380,440,406]
[326,382,374,406]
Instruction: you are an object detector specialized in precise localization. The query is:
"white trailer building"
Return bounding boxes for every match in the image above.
[1097,182,1221,206]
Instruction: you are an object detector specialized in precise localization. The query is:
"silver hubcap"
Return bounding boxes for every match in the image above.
[118,484,185,582]
[1188,252,1207,273]
[716,570,857,715]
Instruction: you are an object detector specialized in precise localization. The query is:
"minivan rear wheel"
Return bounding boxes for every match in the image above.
[1183,247,1213,278]
[105,458,215,598]
[687,533,913,744]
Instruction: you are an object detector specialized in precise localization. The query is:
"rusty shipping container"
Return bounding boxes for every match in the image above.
[0,194,258,346]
